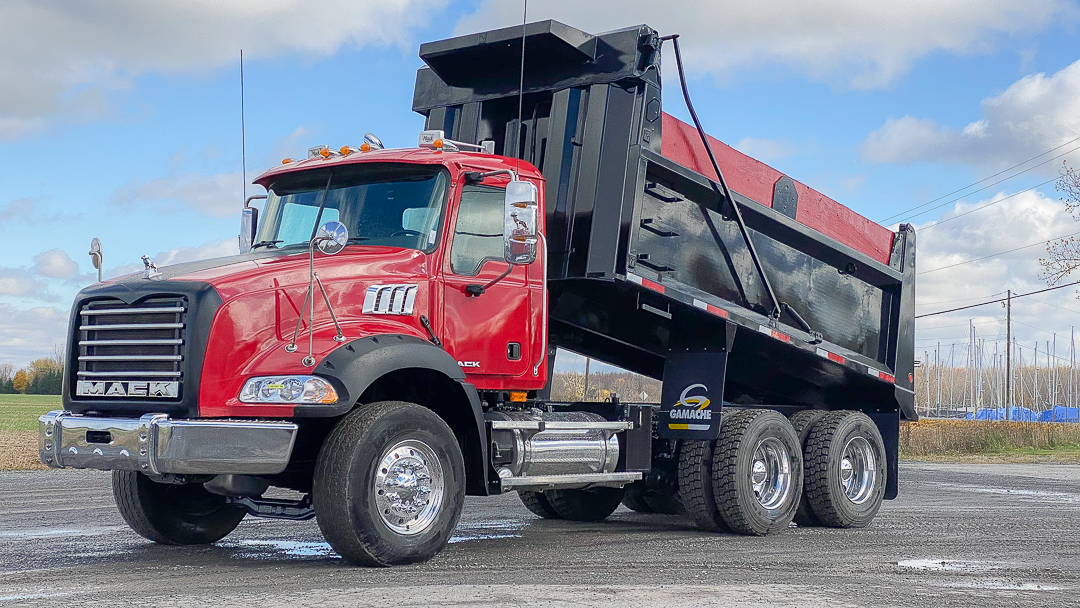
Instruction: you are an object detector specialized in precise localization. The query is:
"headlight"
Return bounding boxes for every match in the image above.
[239,376,339,404]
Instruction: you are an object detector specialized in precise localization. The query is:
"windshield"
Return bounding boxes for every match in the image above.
[255,163,449,251]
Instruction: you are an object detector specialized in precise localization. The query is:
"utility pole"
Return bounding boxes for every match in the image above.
[1005,289,1011,421]
[935,343,942,416]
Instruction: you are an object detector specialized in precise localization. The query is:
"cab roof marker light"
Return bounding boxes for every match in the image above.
[418,129,491,153]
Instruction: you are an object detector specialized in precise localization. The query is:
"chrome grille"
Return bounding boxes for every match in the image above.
[76,297,187,397]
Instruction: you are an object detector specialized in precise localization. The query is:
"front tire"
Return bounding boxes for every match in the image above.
[112,470,245,545]
[313,401,466,566]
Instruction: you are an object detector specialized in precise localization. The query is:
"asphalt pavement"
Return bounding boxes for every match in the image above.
[1,462,1078,607]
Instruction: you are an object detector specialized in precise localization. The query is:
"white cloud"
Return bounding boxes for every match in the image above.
[0,304,69,367]
[111,171,243,218]
[0,268,51,299]
[862,58,1080,170]
[733,137,797,163]
[0,0,448,139]
[0,198,39,222]
[456,0,1074,90]
[31,249,79,280]
[914,189,1080,356]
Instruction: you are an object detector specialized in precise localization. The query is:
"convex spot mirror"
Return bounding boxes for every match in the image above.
[503,180,538,265]
[88,238,102,271]
[315,220,349,255]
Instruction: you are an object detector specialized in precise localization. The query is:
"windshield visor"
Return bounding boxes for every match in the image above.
[256,163,449,251]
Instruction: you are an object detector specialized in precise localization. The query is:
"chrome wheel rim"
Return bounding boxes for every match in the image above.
[373,439,444,535]
[840,436,876,505]
[749,437,792,510]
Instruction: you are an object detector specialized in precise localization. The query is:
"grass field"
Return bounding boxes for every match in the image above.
[0,394,60,471]
[901,419,1080,463]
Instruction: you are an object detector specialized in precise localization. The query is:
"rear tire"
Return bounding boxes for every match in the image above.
[711,409,802,536]
[789,409,829,527]
[678,439,727,532]
[546,487,624,521]
[112,470,245,545]
[313,401,466,566]
[804,411,886,528]
[518,491,561,519]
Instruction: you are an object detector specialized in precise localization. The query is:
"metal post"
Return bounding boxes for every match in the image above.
[935,343,943,416]
[1005,290,1011,421]
[583,357,592,401]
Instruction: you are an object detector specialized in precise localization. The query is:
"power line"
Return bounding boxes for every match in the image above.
[919,291,1008,306]
[879,138,1080,223]
[916,281,1080,318]
[1025,295,1080,315]
[918,176,1060,231]
[916,229,1080,275]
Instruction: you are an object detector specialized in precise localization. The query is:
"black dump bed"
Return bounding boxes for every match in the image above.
[412,21,916,434]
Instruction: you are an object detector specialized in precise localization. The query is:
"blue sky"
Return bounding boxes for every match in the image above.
[2,1,1080,371]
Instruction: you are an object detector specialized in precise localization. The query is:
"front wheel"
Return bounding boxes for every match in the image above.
[313,401,466,566]
[112,470,245,545]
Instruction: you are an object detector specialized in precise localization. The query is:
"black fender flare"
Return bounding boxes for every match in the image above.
[304,334,491,495]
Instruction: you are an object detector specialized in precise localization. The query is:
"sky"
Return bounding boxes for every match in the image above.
[2,0,1080,372]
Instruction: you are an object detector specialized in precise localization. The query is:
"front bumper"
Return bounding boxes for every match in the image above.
[38,411,298,475]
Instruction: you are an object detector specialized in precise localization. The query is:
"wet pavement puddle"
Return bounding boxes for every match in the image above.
[214,519,527,560]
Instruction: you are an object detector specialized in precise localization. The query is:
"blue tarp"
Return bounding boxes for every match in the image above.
[966,406,1041,421]
[1039,405,1080,423]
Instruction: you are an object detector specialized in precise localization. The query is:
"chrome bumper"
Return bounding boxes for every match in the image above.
[38,411,298,475]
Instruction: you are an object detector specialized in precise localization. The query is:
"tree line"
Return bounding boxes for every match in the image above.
[0,350,64,395]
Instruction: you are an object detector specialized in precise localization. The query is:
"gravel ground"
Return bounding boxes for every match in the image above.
[1,461,1078,607]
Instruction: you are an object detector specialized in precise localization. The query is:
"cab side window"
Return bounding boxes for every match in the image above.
[451,186,504,276]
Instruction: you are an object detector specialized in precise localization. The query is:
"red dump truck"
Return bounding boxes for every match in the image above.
[40,20,915,566]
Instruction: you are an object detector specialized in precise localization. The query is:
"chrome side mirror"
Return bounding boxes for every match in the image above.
[239,207,258,254]
[239,195,265,254]
[504,180,538,265]
[315,221,349,255]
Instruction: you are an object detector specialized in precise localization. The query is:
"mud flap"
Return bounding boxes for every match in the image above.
[658,322,736,440]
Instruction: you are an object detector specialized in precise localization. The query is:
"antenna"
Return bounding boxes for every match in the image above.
[240,49,247,204]
[514,0,527,178]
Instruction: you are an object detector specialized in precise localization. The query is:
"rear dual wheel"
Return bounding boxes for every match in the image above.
[678,409,803,535]
[803,411,886,528]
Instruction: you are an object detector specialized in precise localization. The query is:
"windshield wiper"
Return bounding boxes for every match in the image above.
[250,240,283,250]
[346,237,370,242]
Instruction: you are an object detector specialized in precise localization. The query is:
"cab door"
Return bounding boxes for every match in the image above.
[441,184,532,380]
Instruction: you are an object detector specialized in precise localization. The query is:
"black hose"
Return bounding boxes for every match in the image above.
[660,34,783,321]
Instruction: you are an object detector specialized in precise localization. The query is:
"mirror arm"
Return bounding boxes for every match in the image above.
[464,169,514,184]
[244,194,267,208]
[465,264,515,297]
